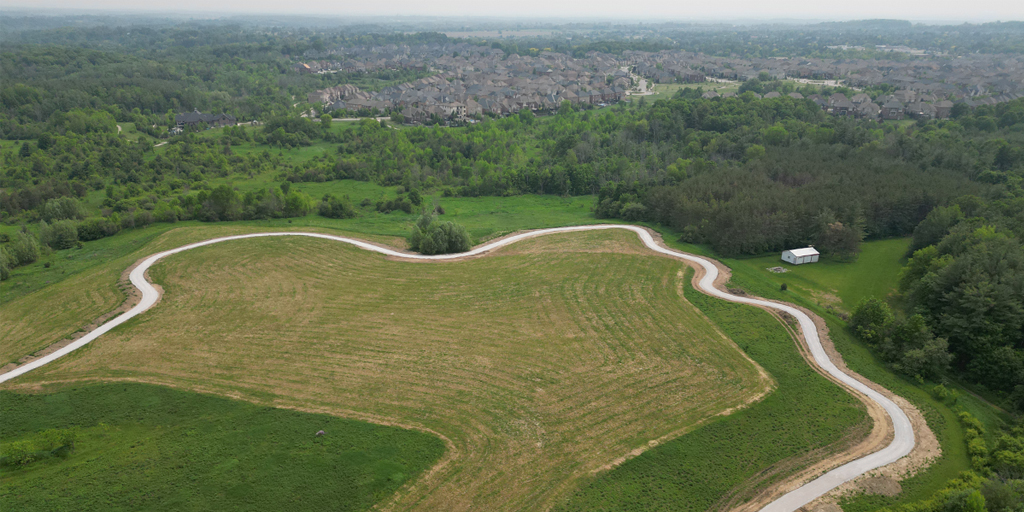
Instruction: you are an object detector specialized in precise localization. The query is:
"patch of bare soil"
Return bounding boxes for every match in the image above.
[808,503,843,512]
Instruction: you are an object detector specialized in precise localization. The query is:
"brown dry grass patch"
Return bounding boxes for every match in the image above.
[7,230,770,511]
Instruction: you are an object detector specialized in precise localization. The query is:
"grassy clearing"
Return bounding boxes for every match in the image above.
[1,179,597,305]
[695,235,1012,510]
[556,267,868,511]
[0,383,444,511]
[1,182,596,368]
[629,82,741,102]
[2,190,1005,511]
[0,223,405,365]
[7,230,768,511]
[723,238,912,313]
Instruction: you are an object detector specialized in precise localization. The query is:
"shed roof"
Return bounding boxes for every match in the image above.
[785,247,820,257]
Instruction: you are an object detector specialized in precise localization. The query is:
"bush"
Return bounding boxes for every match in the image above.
[77,217,121,241]
[318,194,357,219]
[0,427,79,467]
[41,197,87,223]
[0,231,42,280]
[39,220,79,250]
[376,198,412,214]
[408,214,471,255]
[4,232,40,267]
[0,251,10,281]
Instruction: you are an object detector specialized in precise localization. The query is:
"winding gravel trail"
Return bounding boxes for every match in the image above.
[0,225,915,511]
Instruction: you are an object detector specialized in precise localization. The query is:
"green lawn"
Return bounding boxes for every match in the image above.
[723,238,912,312]
[1,189,1008,511]
[0,383,445,512]
[7,230,771,510]
[2,178,598,306]
[689,235,1012,510]
[557,267,868,511]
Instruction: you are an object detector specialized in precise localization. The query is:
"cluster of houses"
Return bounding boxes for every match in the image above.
[170,109,237,134]
[811,91,955,121]
[625,49,1024,108]
[296,42,1022,124]
[697,89,953,121]
[302,44,633,122]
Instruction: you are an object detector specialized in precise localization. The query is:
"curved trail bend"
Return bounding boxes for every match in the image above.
[0,224,915,512]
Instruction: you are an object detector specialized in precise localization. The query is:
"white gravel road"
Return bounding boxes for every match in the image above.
[0,225,915,511]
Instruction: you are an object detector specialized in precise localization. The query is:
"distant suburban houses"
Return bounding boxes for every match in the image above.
[172,109,237,134]
[290,42,1022,124]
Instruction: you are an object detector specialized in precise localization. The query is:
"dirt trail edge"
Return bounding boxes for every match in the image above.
[0,225,918,512]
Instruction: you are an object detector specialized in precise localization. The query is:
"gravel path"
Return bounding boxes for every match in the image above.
[0,225,915,512]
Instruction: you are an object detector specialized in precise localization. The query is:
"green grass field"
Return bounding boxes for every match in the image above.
[0,185,1008,511]
[0,383,445,511]
[4,230,772,510]
[0,178,597,307]
[693,235,1012,510]
[724,238,912,312]
[557,267,868,512]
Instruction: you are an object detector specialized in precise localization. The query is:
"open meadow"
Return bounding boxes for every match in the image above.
[629,82,742,102]
[3,229,774,511]
[1,195,1007,511]
[1,383,445,511]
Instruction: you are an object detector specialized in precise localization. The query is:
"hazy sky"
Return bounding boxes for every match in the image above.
[3,0,1021,23]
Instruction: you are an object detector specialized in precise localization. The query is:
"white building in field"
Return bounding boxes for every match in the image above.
[782,247,820,265]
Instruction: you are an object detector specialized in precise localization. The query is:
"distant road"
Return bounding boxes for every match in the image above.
[0,225,915,512]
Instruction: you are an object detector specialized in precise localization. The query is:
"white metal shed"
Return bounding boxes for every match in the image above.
[782,247,820,265]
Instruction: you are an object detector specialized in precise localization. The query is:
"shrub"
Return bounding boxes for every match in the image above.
[408,214,471,255]
[318,194,357,219]
[850,298,894,346]
[39,220,79,250]
[77,217,121,241]
[376,198,412,214]
[0,251,10,281]
[41,197,88,223]
[4,232,40,266]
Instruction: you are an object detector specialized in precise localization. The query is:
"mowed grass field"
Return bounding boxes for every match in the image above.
[0,224,407,366]
[557,269,869,512]
[705,237,1013,510]
[1,383,445,511]
[5,230,772,511]
[724,238,912,313]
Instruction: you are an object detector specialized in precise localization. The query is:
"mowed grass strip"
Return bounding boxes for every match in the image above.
[11,230,769,511]
[722,238,911,312]
[556,269,869,512]
[0,383,445,512]
[0,223,406,365]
